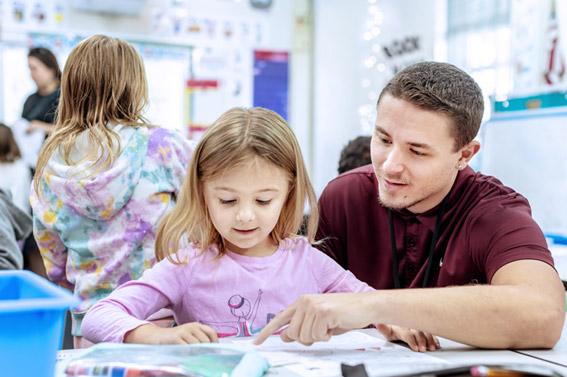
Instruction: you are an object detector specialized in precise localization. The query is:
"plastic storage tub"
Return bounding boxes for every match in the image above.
[0,270,78,377]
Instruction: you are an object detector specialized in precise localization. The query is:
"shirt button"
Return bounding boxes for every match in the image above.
[406,236,417,248]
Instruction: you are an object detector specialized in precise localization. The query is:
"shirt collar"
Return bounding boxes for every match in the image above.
[391,167,475,233]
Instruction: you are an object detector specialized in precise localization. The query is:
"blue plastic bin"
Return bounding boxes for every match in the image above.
[0,270,78,377]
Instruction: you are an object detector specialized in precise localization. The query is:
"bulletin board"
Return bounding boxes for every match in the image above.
[133,41,191,133]
[253,50,289,120]
[186,46,253,140]
[480,92,567,236]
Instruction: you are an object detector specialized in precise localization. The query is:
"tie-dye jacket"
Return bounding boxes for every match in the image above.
[30,125,193,335]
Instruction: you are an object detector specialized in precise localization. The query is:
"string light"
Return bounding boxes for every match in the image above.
[358,0,386,133]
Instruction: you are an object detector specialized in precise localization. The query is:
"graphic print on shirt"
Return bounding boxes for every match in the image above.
[203,289,274,337]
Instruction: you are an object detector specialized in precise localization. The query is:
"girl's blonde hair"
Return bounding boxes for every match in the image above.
[156,107,318,262]
[34,34,148,193]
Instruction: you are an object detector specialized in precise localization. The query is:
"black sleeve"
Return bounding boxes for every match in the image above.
[43,91,60,124]
[21,94,34,121]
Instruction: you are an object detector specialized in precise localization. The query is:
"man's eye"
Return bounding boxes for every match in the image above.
[411,149,426,156]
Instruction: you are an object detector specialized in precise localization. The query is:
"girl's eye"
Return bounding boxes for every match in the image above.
[219,199,236,205]
[380,138,392,145]
[256,199,272,206]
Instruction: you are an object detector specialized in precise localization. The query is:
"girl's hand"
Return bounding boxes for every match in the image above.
[375,323,440,352]
[125,322,218,344]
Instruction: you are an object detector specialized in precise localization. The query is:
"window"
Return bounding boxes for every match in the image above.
[446,0,512,120]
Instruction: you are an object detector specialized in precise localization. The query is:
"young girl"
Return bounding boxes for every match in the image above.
[30,35,193,347]
[82,107,439,352]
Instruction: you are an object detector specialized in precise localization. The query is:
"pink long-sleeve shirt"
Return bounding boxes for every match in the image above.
[82,237,373,342]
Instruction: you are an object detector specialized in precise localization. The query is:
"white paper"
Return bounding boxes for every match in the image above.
[10,118,45,168]
[225,331,450,377]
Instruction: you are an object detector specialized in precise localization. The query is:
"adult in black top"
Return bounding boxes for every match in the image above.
[22,47,61,135]
[18,47,60,280]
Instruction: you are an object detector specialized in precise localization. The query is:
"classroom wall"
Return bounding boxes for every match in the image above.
[311,0,437,194]
[0,0,311,149]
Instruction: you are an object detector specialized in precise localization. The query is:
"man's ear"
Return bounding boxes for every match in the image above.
[457,140,480,169]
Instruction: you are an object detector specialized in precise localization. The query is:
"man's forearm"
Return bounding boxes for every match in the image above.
[364,283,564,349]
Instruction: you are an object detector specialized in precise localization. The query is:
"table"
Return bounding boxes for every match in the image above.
[261,330,567,376]
[55,328,567,377]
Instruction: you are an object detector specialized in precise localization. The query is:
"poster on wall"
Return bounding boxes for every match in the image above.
[252,50,289,120]
[134,42,191,133]
[1,0,66,32]
[149,8,269,48]
[186,79,219,141]
[187,46,253,139]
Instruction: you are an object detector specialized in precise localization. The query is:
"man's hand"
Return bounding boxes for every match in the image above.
[125,322,218,344]
[254,293,373,346]
[376,323,440,352]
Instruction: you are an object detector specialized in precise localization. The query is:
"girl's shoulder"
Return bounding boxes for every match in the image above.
[161,243,221,267]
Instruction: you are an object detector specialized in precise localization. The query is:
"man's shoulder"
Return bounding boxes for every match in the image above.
[458,170,535,227]
[325,164,377,191]
[462,170,528,208]
[319,164,378,210]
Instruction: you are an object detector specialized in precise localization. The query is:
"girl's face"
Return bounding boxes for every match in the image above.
[28,56,56,89]
[203,156,290,257]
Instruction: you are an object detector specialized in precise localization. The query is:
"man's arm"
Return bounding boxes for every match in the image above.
[256,259,565,349]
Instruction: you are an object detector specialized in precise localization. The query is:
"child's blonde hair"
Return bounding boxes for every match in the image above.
[34,34,148,193]
[156,107,318,262]
[0,123,21,163]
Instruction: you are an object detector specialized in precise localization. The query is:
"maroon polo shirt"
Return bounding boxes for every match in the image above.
[316,164,554,289]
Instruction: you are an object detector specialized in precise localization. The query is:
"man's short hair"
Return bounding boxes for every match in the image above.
[338,136,371,174]
[377,62,484,150]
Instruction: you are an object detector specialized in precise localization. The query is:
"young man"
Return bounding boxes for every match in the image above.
[256,62,565,350]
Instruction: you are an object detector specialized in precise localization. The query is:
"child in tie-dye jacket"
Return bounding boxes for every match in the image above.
[30,35,194,347]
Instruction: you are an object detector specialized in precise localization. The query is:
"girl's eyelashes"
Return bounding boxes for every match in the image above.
[219,199,236,205]
[218,198,273,206]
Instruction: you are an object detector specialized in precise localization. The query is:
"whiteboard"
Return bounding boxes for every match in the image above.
[135,43,191,134]
[0,33,191,136]
[1,44,38,124]
[480,110,567,235]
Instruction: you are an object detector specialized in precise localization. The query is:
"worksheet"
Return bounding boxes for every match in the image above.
[227,331,450,377]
